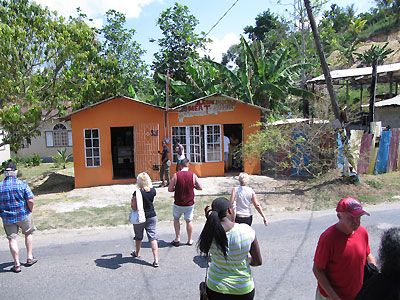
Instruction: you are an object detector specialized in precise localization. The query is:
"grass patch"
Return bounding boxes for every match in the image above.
[34,204,131,231]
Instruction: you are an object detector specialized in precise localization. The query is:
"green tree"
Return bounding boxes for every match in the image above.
[156,57,228,105]
[222,10,288,67]
[0,0,99,151]
[212,37,314,113]
[243,9,288,43]
[151,2,208,83]
[74,9,150,108]
[99,10,150,98]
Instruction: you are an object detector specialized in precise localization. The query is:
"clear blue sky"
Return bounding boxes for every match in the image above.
[36,0,377,64]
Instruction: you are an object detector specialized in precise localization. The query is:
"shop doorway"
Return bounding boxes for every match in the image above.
[223,124,243,172]
[111,127,135,179]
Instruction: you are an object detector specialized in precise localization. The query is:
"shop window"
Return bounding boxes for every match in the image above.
[171,125,220,163]
[84,129,101,167]
[205,124,221,162]
[46,123,72,147]
[171,126,187,163]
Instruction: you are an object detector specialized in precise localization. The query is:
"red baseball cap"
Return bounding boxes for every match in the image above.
[336,197,370,217]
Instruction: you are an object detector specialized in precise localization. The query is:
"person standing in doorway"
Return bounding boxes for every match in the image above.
[313,197,376,300]
[223,135,230,172]
[158,140,170,187]
[168,158,202,246]
[174,139,185,172]
[0,162,38,273]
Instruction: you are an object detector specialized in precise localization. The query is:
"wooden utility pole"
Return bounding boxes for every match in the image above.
[303,0,344,125]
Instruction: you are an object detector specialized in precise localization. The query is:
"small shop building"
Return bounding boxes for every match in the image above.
[63,94,266,188]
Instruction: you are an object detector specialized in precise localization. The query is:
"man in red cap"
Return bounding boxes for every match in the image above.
[313,198,377,300]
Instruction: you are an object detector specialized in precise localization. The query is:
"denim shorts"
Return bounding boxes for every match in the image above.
[173,204,194,222]
[133,216,157,241]
[4,214,36,240]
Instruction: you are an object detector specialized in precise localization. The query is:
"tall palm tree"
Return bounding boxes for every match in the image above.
[355,43,393,130]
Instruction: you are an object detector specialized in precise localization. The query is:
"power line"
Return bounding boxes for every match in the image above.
[203,0,240,38]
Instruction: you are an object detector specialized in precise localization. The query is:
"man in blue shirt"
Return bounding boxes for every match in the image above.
[0,162,37,273]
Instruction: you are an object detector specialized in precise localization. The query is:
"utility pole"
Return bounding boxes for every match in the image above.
[304,0,344,125]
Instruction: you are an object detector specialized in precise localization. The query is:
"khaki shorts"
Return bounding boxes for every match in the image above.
[4,214,36,240]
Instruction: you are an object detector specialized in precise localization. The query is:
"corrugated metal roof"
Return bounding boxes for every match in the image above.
[307,62,400,85]
[375,95,400,107]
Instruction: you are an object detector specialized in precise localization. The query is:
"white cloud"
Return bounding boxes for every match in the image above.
[34,0,162,20]
[201,33,240,63]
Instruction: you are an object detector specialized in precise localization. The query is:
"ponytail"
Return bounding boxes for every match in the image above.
[197,211,228,258]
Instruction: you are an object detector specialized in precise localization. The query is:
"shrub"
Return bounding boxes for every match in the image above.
[52,148,72,169]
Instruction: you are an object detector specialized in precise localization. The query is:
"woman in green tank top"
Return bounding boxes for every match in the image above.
[197,197,262,299]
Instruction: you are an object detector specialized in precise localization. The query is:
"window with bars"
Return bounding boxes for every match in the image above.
[45,123,72,147]
[84,129,101,167]
[171,124,221,163]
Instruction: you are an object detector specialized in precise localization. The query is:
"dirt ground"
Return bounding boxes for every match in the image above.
[35,167,400,216]
[37,171,292,213]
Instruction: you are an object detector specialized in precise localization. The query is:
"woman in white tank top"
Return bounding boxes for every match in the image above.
[230,172,268,227]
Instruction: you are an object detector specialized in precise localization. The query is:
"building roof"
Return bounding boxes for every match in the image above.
[169,93,268,111]
[59,95,165,121]
[307,62,400,85]
[267,118,329,126]
[361,94,400,108]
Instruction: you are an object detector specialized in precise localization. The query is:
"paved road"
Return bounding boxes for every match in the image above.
[1,202,400,300]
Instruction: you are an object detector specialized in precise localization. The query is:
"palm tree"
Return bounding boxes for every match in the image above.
[355,43,393,130]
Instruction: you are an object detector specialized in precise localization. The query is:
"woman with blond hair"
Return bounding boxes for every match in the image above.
[230,172,268,227]
[131,172,159,267]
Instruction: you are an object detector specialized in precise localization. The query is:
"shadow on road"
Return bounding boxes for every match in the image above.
[138,239,171,249]
[193,255,209,269]
[0,261,15,273]
[94,253,153,269]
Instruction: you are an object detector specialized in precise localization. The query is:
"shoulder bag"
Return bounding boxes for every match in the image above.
[199,255,209,300]
[129,188,146,224]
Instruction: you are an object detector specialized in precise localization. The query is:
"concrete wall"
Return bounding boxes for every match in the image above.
[0,132,10,164]
[375,106,400,128]
[15,120,72,162]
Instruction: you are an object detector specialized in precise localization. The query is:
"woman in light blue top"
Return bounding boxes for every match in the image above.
[197,197,262,300]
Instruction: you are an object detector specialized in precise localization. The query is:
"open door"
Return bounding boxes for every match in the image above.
[223,124,243,172]
[111,127,135,179]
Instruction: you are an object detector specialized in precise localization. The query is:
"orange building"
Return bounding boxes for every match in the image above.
[63,94,266,188]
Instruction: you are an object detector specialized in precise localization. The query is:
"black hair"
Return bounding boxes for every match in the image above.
[379,227,400,278]
[197,197,230,258]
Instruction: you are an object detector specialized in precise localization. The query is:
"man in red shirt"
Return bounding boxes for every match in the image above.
[313,198,377,300]
[168,158,202,246]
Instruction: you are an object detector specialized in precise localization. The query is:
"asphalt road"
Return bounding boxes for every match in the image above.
[1,202,400,300]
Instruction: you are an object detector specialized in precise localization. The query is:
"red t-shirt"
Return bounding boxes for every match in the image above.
[314,224,371,300]
[174,171,195,206]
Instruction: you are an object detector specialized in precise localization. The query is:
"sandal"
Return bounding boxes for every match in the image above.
[152,261,159,268]
[186,240,194,246]
[25,258,38,267]
[130,251,140,258]
[170,240,180,247]
[10,265,21,273]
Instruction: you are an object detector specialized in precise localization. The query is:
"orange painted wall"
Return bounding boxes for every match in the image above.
[71,96,262,188]
[71,97,165,188]
[167,101,261,177]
